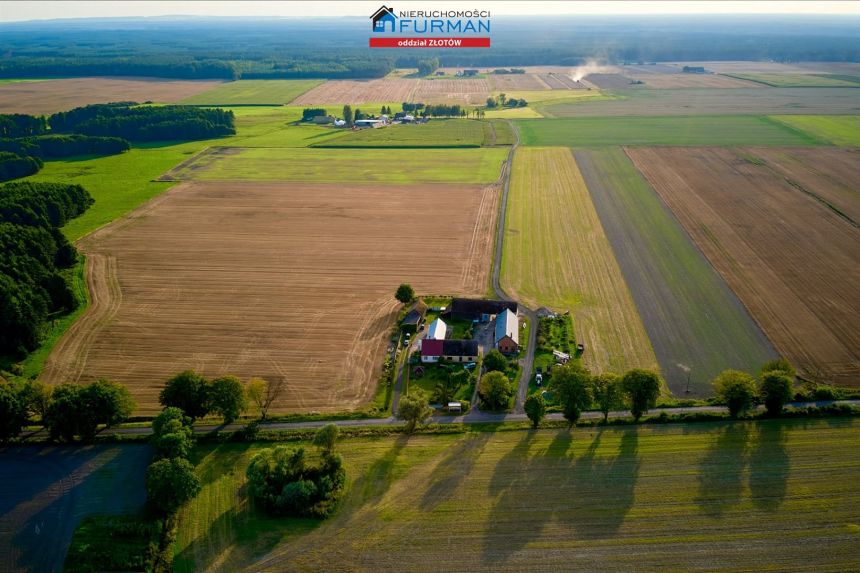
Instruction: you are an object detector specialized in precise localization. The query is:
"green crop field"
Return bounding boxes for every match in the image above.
[180,79,323,105]
[173,419,860,572]
[771,115,860,146]
[161,146,508,184]
[724,73,860,87]
[515,116,824,147]
[315,119,486,147]
[500,147,657,375]
[574,148,775,395]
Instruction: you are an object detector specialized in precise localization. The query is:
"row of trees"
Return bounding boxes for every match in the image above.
[49,103,235,142]
[417,57,440,76]
[146,407,200,517]
[159,369,284,423]
[0,181,94,355]
[0,134,130,159]
[0,377,134,442]
[486,93,528,109]
[713,359,797,418]
[0,113,48,138]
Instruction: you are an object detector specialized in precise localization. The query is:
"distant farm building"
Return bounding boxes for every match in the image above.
[494,308,520,354]
[312,115,336,125]
[463,69,480,76]
[449,298,518,322]
[425,317,447,340]
[682,66,707,74]
[402,300,428,332]
[354,119,384,128]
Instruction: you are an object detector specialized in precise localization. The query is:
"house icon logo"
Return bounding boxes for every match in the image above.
[371,5,396,33]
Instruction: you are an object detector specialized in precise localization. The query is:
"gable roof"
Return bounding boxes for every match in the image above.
[402,299,428,325]
[426,318,447,340]
[421,338,443,356]
[442,339,479,357]
[449,298,518,318]
[495,308,519,345]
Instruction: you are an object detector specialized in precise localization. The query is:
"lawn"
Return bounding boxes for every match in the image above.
[500,147,658,376]
[179,79,323,105]
[723,73,860,87]
[314,119,486,148]
[162,146,508,184]
[574,148,775,396]
[770,115,860,146]
[515,115,824,147]
[173,418,860,572]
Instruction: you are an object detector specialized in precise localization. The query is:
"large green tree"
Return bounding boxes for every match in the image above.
[159,370,210,420]
[146,457,201,514]
[342,104,353,127]
[524,393,547,429]
[621,369,662,421]
[395,283,414,304]
[592,372,623,422]
[83,378,135,428]
[713,369,757,418]
[151,407,194,460]
[312,423,340,455]
[44,383,96,442]
[479,370,513,411]
[0,383,27,443]
[397,389,433,432]
[482,349,508,373]
[209,375,247,424]
[759,372,793,416]
[550,363,592,429]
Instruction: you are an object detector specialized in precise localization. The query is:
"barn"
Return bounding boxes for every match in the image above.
[494,308,519,354]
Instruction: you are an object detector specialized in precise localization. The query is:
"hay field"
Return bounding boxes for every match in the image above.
[180,80,323,105]
[500,148,657,375]
[158,146,507,184]
[771,115,860,146]
[174,419,860,572]
[40,181,499,414]
[628,147,860,386]
[630,73,763,89]
[290,79,418,105]
[486,73,548,91]
[0,77,225,114]
[574,148,775,395]
[314,119,486,148]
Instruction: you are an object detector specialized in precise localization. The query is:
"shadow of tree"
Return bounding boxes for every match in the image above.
[748,421,790,511]
[193,442,253,488]
[695,422,750,517]
[354,434,411,504]
[420,432,491,511]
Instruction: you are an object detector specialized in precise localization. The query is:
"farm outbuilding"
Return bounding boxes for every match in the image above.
[442,339,479,362]
[402,300,428,332]
[426,317,447,340]
[449,298,518,322]
[494,308,520,354]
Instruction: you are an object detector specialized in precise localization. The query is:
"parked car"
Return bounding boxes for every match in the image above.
[535,373,543,386]
[464,362,477,370]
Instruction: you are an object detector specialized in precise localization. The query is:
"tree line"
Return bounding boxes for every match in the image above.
[0,181,93,355]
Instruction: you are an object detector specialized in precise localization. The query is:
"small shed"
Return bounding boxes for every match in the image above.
[447,402,462,413]
[402,300,428,333]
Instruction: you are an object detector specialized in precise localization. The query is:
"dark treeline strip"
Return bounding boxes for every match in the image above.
[0,114,48,138]
[0,181,93,355]
[49,103,235,142]
[0,135,130,159]
[0,152,42,182]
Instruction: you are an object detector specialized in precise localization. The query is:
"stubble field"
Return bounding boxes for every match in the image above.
[41,181,499,414]
[0,77,226,114]
[179,80,324,105]
[574,148,775,395]
[290,79,419,105]
[628,146,860,386]
[173,419,860,572]
[500,147,658,375]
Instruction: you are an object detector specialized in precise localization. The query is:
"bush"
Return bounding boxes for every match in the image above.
[482,349,508,373]
[146,457,201,514]
[712,369,757,417]
[759,371,793,416]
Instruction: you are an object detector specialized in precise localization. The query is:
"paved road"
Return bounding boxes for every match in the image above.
[93,399,860,436]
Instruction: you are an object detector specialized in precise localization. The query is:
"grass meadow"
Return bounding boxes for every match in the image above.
[179,79,324,105]
[315,119,486,147]
[771,115,860,146]
[173,418,860,572]
[515,115,825,147]
[574,148,776,395]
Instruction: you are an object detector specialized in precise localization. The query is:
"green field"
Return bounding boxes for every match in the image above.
[515,116,824,147]
[771,115,860,146]
[174,419,860,572]
[315,119,486,148]
[179,79,323,105]
[724,73,860,87]
[574,148,775,395]
[162,146,508,184]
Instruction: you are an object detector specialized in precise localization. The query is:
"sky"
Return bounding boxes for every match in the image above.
[1,1,860,22]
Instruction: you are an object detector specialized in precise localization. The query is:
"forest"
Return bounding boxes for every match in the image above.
[0,181,94,355]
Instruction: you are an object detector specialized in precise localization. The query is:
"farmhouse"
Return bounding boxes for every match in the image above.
[425,317,447,340]
[420,338,443,363]
[402,300,428,332]
[449,298,518,322]
[442,339,479,362]
[494,308,520,354]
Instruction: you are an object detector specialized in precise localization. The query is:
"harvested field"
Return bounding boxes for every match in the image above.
[180,79,323,105]
[535,73,587,90]
[541,87,860,117]
[574,148,775,395]
[175,419,860,572]
[41,181,499,413]
[486,73,548,91]
[158,146,507,184]
[515,116,822,147]
[501,148,657,375]
[628,73,762,89]
[771,115,860,147]
[0,445,150,573]
[628,146,860,386]
[724,73,860,87]
[0,77,225,114]
[290,79,418,105]
[670,61,822,74]
[583,73,639,90]
[413,78,492,104]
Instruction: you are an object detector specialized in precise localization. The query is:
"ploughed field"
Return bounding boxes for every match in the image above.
[179,79,324,105]
[41,181,499,414]
[628,147,860,386]
[501,147,658,375]
[0,77,226,114]
[174,419,860,572]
